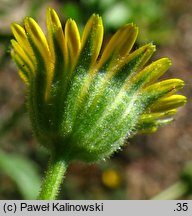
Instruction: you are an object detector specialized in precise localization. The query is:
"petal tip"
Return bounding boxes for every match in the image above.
[171,79,185,90]
[11,22,18,30]
[148,43,156,51]
[89,13,103,26]
[11,22,24,35]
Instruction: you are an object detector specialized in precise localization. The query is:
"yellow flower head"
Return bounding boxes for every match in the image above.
[11,8,186,162]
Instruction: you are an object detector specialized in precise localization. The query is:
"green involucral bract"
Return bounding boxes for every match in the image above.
[11,8,186,163]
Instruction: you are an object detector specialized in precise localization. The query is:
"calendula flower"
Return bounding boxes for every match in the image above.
[11,8,186,199]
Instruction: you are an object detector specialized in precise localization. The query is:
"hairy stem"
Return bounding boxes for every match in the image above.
[37,155,68,200]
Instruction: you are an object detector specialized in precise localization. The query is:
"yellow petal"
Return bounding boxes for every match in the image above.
[143,79,185,97]
[126,43,156,70]
[149,95,187,112]
[11,51,30,83]
[139,110,177,134]
[139,127,158,133]
[24,17,51,67]
[65,18,81,69]
[81,14,104,68]
[18,70,29,84]
[141,109,177,120]
[46,8,67,67]
[106,43,156,81]
[11,39,35,73]
[97,24,138,69]
[139,122,170,133]
[11,23,34,61]
[127,58,172,89]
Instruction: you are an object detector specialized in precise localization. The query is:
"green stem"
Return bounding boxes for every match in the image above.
[37,155,68,200]
[151,181,188,200]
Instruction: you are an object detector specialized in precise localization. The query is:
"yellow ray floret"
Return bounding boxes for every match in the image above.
[46,8,67,65]
[11,23,34,59]
[65,19,81,69]
[97,24,138,69]
[24,17,51,67]
[141,109,177,121]
[149,95,187,112]
[11,40,35,73]
[81,14,104,68]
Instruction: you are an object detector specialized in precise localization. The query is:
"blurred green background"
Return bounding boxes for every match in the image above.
[0,0,192,199]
